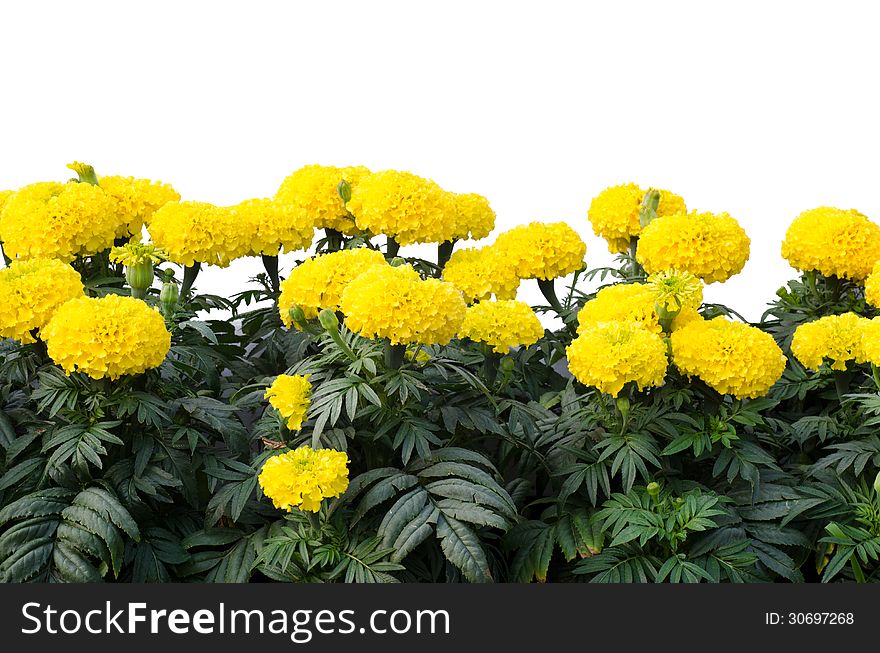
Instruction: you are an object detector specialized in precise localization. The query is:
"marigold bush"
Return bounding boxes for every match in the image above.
[2,161,880,586]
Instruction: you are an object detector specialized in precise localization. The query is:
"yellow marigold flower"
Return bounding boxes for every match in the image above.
[865,260,880,308]
[790,312,868,371]
[265,373,312,431]
[231,198,314,256]
[587,183,686,254]
[492,222,586,280]
[258,446,349,513]
[441,246,520,303]
[0,181,119,261]
[42,295,171,380]
[98,175,180,238]
[577,283,661,334]
[451,193,496,241]
[459,300,544,353]
[860,317,880,365]
[781,206,880,281]
[670,307,703,331]
[636,211,750,283]
[566,321,668,397]
[109,241,168,267]
[671,318,786,398]
[347,170,457,246]
[0,259,84,343]
[275,164,370,235]
[0,189,13,212]
[148,201,246,267]
[340,264,467,345]
[647,269,703,312]
[277,248,387,327]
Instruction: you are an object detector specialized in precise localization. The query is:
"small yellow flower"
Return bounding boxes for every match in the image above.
[109,242,168,267]
[265,374,312,431]
[492,222,586,280]
[98,175,180,238]
[442,246,520,303]
[230,197,314,257]
[647,269,703,313]
[258,446,349,513]
[148,201,245,267]
[450,193,496,241]
[275,164,371,235]
[791,313,868,371]
[865,260,880,308]
[459,300,544,353]
[587,183,686,253]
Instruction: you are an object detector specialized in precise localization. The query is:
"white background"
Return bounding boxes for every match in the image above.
[2,0,879,321]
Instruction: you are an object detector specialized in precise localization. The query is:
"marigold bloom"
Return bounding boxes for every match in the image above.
[566,321,668,396]
[587,183,687,253]
[277,248,388,326]
[492,222,586,280]
[275,164,370,235]
[647,269,703,312]
[790,312,868,371]
[98,175,180,238]
[42,295,171,380]
[671,318,786,398]
[865,260,880,308]
[0,181,119,261]
[109,242,168,267]
[451,193,496,241]
[230,198,314,256]
[636,211,750,283]
[148,201,245,267]
[340,264,467,345]
[459,300,544,353]
[0,258,84,343]
[441,246,520,303]
[258,446,350,513]
[265,374,312,431]
[781,207,880,281]
[347,170,457,246]
[860,317,880,365]
[576,281,700,336]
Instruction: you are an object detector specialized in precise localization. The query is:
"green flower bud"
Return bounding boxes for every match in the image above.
[337,179,352,203]
[646,481,661,498]
[499,356,515,373]
[289,305,307,328]
[126,260,154,297]
[874,471,880,494]
[616,396,630,419]
[318,308,339,332]
[159,277,179,316]
[389,257,407,267]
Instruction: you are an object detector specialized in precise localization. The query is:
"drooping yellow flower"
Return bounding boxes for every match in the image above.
[671,318,786,398]
[576,281,701,336]
[492,222,586,280]
[790,312,868,371]
[441,246,520,303]
[347,170,457,246]
[42,295,171,380]
[98,175,180,238]
[587,183,687,253]
[459,300,544,353]
[148,201,246,267]
[566,321,668,397]
[230,198,314,257]
[258,446,350,513]
[865,260,880,308]
[0,259,84,343]
[340,264,467,345]
[782,207,880,281]
[264,374,312,431]
[451,193,496,241]
[275,164,371,235]
[277,248,388,326]
[0,181,119,261]
[647,269,703,313]
[636,211,750,283]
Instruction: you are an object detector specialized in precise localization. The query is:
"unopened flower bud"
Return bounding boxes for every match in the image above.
[159,277,179,317]
[289,305,307,328]
[616,396,630,419]
[318,308,339,332]
[646,481,661,498]
[126,260,154,298]
[389,257,407,267]
[66,161,99,185]
[337,179,352,203]
[499,356,515,373]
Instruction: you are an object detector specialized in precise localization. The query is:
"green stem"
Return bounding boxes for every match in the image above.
[0,241,11,267]
[306,510,322,534]
[384,341,406,370]
[180,262,201,297]
[482,350,501,386]
[261,254,280,295]
[327,327,358,362]
[872,364,880,393]
[628,237,645,279]
[537,278,564,314]
[324,228,343,252]
[386,236,400,259]
[833,369,852,403]
[437,240,456,271]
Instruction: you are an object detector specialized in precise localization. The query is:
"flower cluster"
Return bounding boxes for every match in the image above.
[258,446,350,513]
[347,170,457,246]
[566,321,668,396]
[441,246,520,303]
[587,183,686,253]
[459,300,544,353]
[277,248,388,326]
[0,258,84,343]
[275,164,370,235]
[790,312,867,371]
[265,374,312,431]
[781,207,880,281]
[0,181,119,260]
[450,193,496,241]
[230,198,314,256]
[636,211,750,283]
[576,281,701,335]
[492,222,586,280]
[98,175,180,237]
[42,294,171,379]
[147,201,246,267]
[340,264,467,345]
[671,318,785,398]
